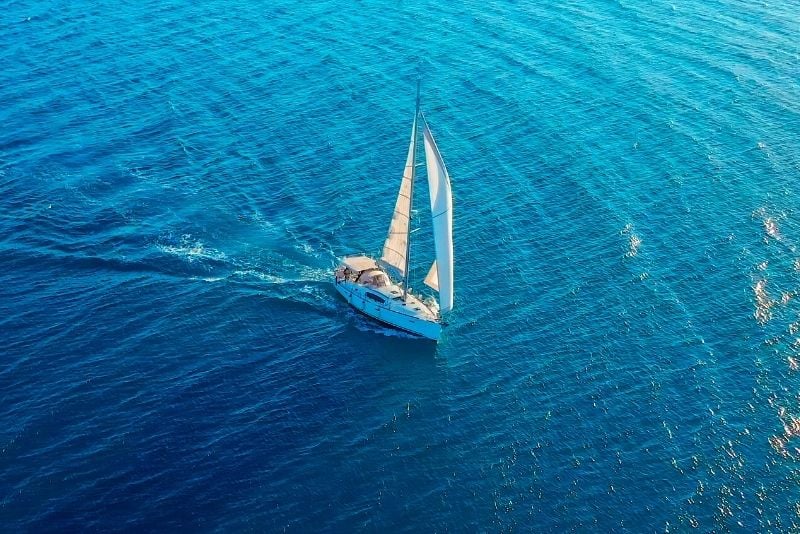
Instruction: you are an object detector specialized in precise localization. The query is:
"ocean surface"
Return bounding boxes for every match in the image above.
[2,0,800,531]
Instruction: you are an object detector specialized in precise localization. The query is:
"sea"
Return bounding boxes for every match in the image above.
[2,0,799,531]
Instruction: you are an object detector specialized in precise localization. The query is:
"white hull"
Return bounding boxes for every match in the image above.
[334,258,442,340]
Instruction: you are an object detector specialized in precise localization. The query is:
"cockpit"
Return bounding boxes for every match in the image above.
[357,269,389,288]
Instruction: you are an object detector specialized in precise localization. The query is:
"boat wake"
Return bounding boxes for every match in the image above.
[156,234,229,264]
[153,231,337,313]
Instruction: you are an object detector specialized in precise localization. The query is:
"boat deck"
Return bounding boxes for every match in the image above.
[372,282,438,322]
[335,256,439,322]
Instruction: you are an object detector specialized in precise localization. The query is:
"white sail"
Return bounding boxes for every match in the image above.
[381,114,418,277]
[422,119,454,312]
[424,260,439,292]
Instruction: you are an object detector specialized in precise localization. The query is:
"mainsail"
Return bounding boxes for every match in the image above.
[381,114,418,277]
[422,119,454,312]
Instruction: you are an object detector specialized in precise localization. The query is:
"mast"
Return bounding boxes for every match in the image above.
[402,81,421,301]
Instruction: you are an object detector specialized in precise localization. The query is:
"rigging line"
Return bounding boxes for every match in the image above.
[403,81,421,301]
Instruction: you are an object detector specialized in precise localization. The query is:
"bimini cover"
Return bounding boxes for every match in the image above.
[343,256,379,272]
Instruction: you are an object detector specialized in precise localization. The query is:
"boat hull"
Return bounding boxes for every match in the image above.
[334,280,442,340]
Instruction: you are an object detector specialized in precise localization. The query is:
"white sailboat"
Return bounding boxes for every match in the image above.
[334,87,454,340]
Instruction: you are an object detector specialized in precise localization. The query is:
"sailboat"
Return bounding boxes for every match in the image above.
[334,86,454,340]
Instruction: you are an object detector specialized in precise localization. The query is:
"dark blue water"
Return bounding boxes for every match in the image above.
[3,0,800,530]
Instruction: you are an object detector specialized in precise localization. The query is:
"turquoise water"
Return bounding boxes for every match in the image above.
[2,0,800,530]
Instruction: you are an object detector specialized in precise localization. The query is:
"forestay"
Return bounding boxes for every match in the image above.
[422,119,454,312]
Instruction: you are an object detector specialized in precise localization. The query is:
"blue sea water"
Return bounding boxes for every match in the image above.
[2,0,800,530]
